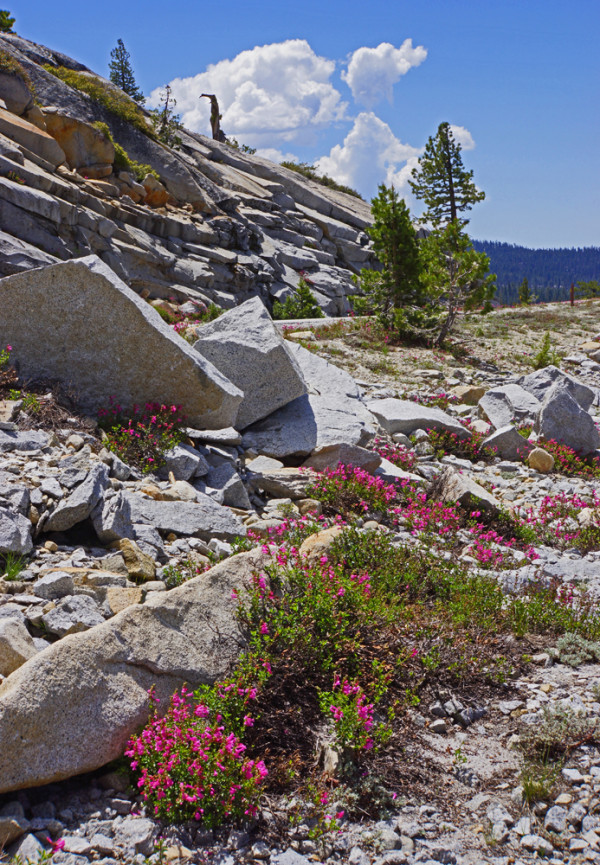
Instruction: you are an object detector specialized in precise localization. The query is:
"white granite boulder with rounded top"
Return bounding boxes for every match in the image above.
[0,548,268,794]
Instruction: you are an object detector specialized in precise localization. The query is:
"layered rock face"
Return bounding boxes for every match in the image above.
[0,33,375,315]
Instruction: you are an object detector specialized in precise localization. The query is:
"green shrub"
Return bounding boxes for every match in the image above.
[91,121,158,182]
[520,704,600,764]
[43,66,152,137]
[555,632,600,667]
[280,161,364,199]
[318,677,391,753]
[162,557,205,589]
[0,344,12,370]
[227,137,256,154]
[272,278,324,320]
[533,331,560,369]
[0,48,31,89]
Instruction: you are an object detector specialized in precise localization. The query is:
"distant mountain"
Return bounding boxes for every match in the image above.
[472,240,600,305]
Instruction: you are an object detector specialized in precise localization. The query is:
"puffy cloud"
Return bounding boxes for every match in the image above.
[314,112,421,199]
[341,40,427,108]
[253,147,298,164]
[148,40,348,147]
[449,124,475,150]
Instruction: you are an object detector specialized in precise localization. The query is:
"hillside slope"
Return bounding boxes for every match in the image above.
[0,33,375,315]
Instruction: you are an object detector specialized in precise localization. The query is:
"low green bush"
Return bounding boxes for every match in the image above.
[43,65,152,137]
[0,344,11,370]
[0,48,32,90]
[533,331,560,369]
[281,161,364,200]
[98,398,186,473]
[91,121,158,182]
[518,703,600,802]
[272,278,324,320]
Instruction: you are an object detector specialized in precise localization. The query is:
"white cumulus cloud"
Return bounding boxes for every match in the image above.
[148,40,348,148]
[449,124,475,150]
[253,147,298,164]
[341,40,427,108]
[314,112,421,199]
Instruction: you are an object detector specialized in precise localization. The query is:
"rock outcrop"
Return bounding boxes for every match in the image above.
[534,382,600,455]
[242,343,377,457]
[367,398,472,440]
[0,32,375,315]
[478,384,541,430]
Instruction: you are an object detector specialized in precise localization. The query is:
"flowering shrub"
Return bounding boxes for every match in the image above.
[372,436,417,471]
[231,513,337,560]
[127,515,600,827]
[319,677,391,752]
[241,552,378,675]
[539,439,600,478]
[428,423,499,462]
[98,398,186,473]
[392,485,461,538]
[125,686,267,826]
[307,464,398,514]
[519,490,600,550]
[156,300,222,329]
[412,391,458,411]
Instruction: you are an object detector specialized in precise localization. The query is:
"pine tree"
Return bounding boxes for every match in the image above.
[518,277,535,305]
[0,9,15,32]
[575,279,600,299]
[408,122,492,344]
[354,184,433,335]
[419,221,495,346]
[272,278,324,320]
[409,122,485,228]
[109,39,145,104]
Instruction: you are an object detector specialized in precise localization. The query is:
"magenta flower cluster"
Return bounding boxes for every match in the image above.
[519,490,600,548]
[319,676,387,752]
[125,687,267,827]
[0,344,12,369]
[372,436,417,472]
[308,463,399,513]
[98,397,185,473]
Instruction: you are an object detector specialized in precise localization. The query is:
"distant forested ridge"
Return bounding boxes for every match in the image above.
[472,240,600,305]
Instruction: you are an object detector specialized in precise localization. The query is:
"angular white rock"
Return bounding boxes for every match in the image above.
[193,296,307,428]
[367,398,471,440]
[0,256,243,429]
[242,344,376,457]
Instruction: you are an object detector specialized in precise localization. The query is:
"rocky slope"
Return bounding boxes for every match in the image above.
[0,32,374,316]
[1,269,600,863]
[3,30,600,865]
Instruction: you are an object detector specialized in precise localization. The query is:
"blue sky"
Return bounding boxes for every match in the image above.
[10,0,599,248]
